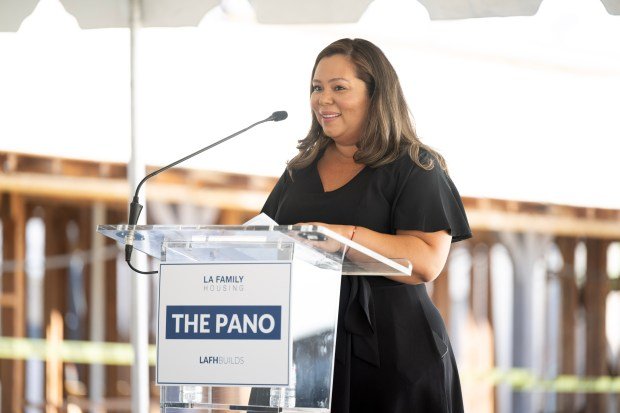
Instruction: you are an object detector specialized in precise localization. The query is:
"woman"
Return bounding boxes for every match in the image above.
[262,38,471,413]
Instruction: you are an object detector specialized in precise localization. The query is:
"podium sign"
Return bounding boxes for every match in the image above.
[157,262,292,386]
[98,225,411,411]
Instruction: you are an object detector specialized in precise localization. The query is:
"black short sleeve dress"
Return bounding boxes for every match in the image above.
[261,149,472,413]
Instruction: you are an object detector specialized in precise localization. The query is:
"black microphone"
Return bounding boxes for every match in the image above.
[125,110,288,274]
[270,111,288,122]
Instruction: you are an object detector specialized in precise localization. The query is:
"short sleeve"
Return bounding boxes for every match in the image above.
[391,157,471,243]
[261,170,289,221]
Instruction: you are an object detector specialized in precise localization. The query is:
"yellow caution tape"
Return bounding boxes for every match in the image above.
[0,337,155,366]
[460,369,620,393]
[1,336,618,393]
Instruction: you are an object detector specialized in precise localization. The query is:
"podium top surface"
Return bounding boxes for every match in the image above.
[97,224,412,277]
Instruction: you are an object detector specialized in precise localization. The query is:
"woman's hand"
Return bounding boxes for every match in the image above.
[299,222,451,284]
[296,222,451,284]
[299,222,354,239]
[296,222,354,253]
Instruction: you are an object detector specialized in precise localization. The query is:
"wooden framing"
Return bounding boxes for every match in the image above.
[556,237,578,413]
[2,151,620,239]
[1,150,619,412]
[584,238,610,413]
[0,193,26,413]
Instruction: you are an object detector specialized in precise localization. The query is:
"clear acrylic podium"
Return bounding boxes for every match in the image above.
[98,224,411,413]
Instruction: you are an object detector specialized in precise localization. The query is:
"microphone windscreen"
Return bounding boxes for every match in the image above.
[271,111,288,122]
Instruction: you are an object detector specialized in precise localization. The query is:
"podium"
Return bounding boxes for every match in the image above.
[98,224,411,412]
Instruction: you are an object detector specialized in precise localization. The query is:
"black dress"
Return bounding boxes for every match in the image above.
[261,149,472,413]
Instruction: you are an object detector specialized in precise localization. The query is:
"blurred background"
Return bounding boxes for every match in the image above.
[0,0,619,412]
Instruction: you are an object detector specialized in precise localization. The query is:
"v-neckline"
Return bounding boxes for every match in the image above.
[314,150,367,194]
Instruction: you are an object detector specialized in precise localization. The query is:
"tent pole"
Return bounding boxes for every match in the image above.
[129,1,150,413]
[89,202,106,412]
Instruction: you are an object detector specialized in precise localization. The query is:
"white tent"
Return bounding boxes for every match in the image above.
[2,0,618,31]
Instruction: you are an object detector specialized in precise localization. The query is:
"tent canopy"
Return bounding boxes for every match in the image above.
[1,0,619,31]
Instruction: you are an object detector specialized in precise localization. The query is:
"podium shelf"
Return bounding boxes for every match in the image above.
[97,224,411,277]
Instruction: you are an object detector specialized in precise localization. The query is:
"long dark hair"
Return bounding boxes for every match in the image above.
[287,38,447,173]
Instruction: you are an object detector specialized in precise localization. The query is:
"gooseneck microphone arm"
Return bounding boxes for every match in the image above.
[125,110,288,275]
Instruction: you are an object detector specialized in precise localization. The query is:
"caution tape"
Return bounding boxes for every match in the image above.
[1,336,618,393]
[459,369,620,393]
[0,336,155,366]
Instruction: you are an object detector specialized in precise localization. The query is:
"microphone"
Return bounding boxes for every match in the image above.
[125,110,288,274]
[270,111,288,122]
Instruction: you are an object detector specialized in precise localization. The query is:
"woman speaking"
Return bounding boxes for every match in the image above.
[262,38,471,413]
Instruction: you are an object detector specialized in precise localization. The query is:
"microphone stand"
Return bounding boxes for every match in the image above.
[125,111,288,274]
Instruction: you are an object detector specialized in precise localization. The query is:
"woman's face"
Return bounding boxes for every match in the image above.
[311,54,370,146]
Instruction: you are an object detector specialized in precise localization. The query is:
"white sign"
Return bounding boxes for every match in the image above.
[157,262,291,386]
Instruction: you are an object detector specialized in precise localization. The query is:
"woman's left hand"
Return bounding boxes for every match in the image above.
[296,222,355,253]
[300,222,354,239]
[299,222,452,284]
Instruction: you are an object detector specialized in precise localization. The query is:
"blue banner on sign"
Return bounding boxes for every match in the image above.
[166,305,281,340]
